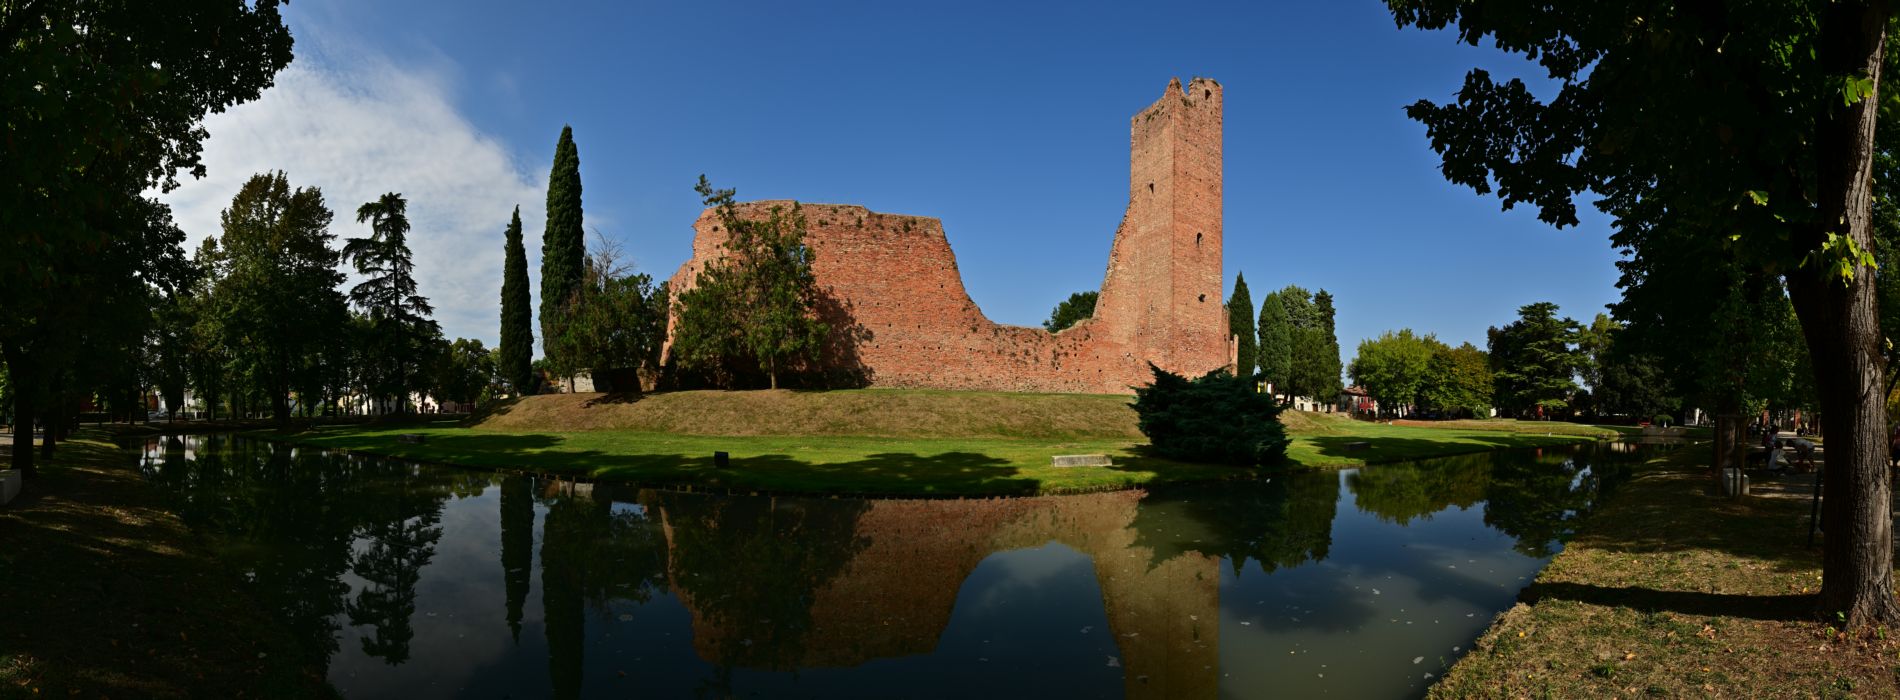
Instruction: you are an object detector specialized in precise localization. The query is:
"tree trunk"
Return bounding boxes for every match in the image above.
[39,401,57,461]
[2,344,33,478]
[10,383,32,479]
[1786,0,1899,628]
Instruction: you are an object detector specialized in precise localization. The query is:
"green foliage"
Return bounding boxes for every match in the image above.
[1256,289,1292,393]
[498,206,536,395]
[670,176,830,390]
[1349,329,1441,415]
[1,1,291,464]
[540,126,586,364]
[1576,313,1616,400]
[430,338,495,408]
[1043,291,1098,332]
[1573,314,1685,420]
[1595,347,1676,420]
[148,286,199,419]
[211,172,346,423]
[1131,364,1289,466]
[343,193,440,413]
[1,0,292,298]
[1422,342,1493,417]
[1228,273,1257,378]
[1273,285,1344,400]
[546,239,670,379]
[1487,302,1582,417]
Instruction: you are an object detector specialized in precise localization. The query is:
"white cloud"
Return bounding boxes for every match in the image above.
[158,50,545,347]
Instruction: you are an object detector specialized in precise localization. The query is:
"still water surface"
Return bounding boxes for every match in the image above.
[132,436,1656,698]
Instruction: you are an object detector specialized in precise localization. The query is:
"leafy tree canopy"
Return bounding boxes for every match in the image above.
[1487,302,1581,417]
[670,177,829,390]
[1044,291,1098,333]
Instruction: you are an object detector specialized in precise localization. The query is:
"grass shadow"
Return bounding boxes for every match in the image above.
[1520,581,1812,622]
[582,392,645,407]
[284,429,1049,497]
[1301,433,1589,466]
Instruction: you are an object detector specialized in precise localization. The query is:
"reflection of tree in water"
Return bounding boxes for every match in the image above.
[1483,447,1634,557]
[1346,452,1492,525]
[644,492,869,672]
[1344,445,1640,557]
[136,436,461,673]
[345,474,447,665]
[498,475,534,642]
[539,483,669,699]
[1130,469,1340,576]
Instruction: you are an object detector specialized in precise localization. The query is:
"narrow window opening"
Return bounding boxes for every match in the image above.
[1195,232,1202,246]
[1148,182,1154,194]
[1203,89,1211,99]
[1198,294,1206,302]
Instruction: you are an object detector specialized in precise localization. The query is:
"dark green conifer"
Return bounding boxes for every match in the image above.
[1227,273,1257,379]
[499,206,535,394]
[540,125,585,360]
[1257,290,1292,394]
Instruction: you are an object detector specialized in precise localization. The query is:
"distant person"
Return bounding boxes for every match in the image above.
[1788,436,1818,473]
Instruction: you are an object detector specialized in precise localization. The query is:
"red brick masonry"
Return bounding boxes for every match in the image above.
[666,77,1234,394]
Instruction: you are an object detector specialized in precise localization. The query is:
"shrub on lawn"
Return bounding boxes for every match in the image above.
[1131,363,1289,466]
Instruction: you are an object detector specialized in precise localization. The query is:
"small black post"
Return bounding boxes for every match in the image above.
[714,451,730,469]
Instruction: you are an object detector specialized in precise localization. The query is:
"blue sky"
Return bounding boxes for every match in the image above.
[160,0,1624,363]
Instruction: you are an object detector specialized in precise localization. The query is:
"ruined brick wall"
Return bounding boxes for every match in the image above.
[665,77,1232,394]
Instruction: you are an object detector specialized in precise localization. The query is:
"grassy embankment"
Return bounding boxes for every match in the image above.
[259,390,1614,496]
[0,430,330,699]
[1430,445,1898,697]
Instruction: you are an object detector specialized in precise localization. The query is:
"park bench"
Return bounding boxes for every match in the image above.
[398,434,426,444]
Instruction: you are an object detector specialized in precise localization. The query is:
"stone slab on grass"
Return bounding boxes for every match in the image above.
[1051,454,1113,468]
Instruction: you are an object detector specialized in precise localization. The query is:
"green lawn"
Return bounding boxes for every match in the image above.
[254,408,1613,496]
[1284,419,1613,468]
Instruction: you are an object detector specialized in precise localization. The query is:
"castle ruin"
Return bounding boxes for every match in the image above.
[666,77,1232,393]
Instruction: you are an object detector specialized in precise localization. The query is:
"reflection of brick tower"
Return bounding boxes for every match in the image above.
[653,491,1220,698]
[1089,77,1231,380]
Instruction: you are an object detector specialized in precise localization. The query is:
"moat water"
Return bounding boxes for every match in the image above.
[130,436,1661,699]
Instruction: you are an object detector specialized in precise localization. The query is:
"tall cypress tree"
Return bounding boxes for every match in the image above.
[540,125,585,361]
[1257,289,1292,394]
[1313,289,1345,398]
[1227,273,1257,379]
[499,206,535,395]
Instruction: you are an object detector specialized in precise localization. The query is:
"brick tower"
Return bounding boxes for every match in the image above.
[1090,77,1230,380]
[665,77,1230,393]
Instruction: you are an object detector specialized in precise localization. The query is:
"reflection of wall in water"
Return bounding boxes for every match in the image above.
[647,490,1221,700]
